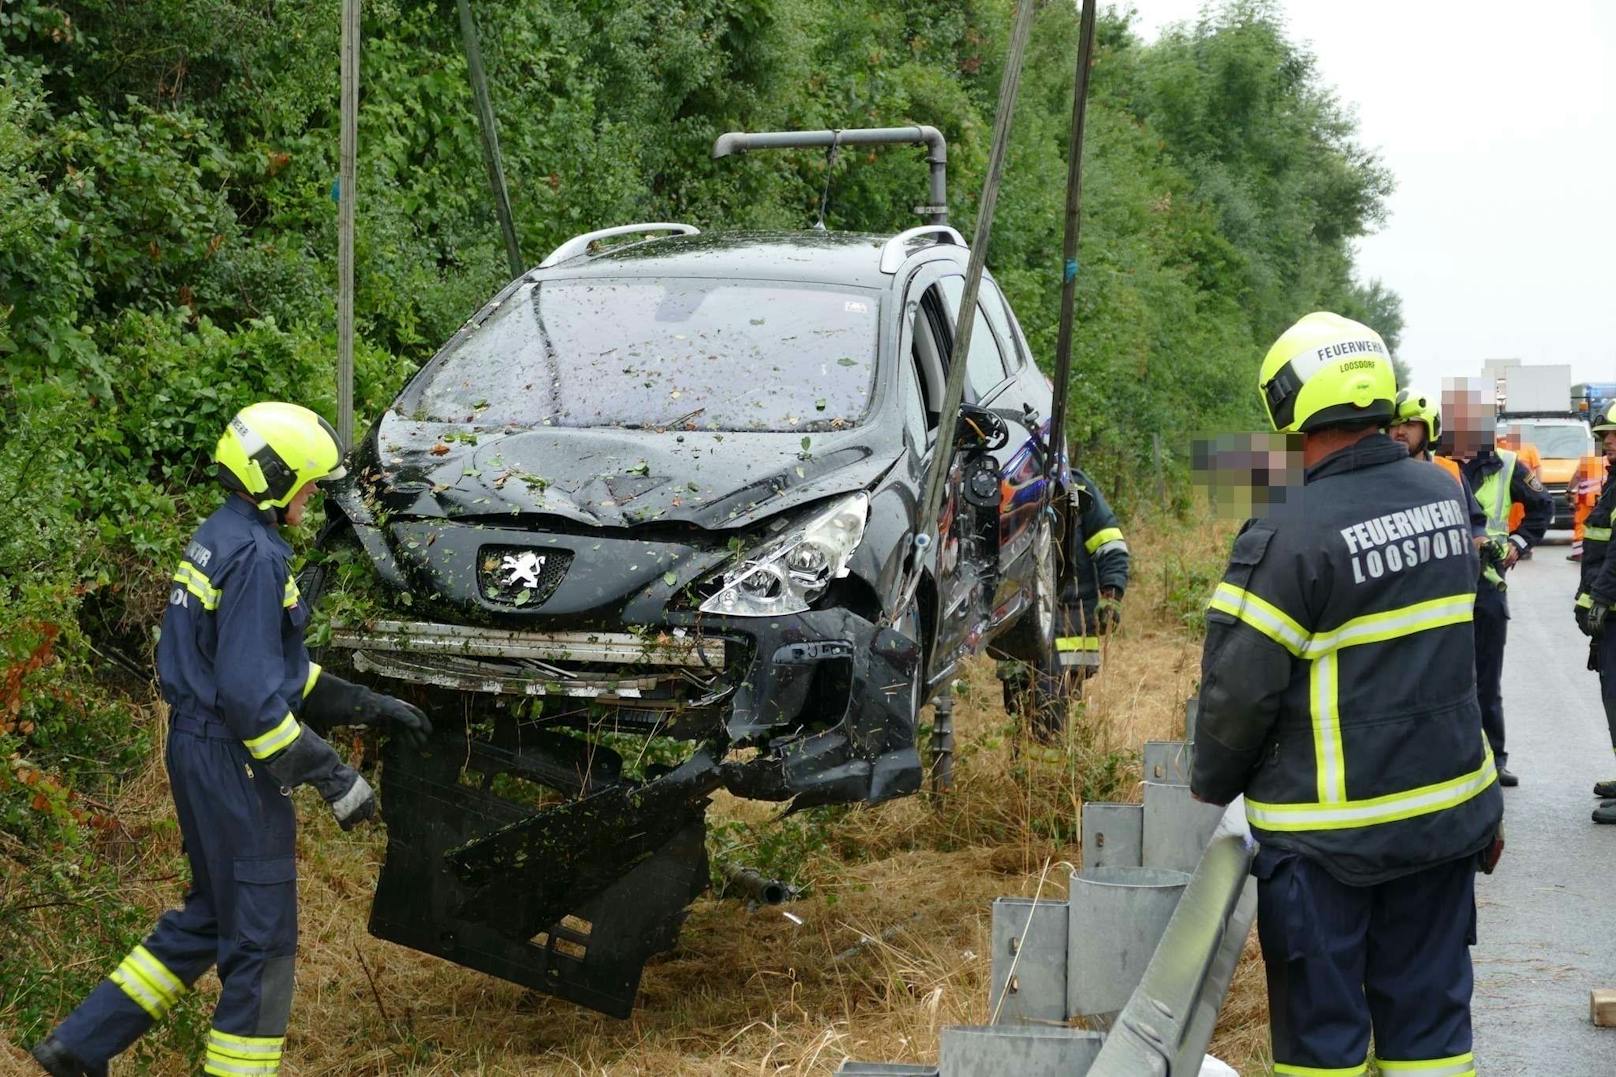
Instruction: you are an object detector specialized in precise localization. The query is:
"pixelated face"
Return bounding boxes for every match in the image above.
[1441,377,1495,458]
[1604,430,1616,457]
[1191,432,1305,520]
[1388,420,1427,456]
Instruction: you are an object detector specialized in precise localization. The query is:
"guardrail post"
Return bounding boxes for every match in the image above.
[1080,802,1143,870]
[940,1026,1104,1076]
[1141,740,1191,785]
[1065,865,1190,1021]
[989,897,1069,1024]
[1141,781,1226,874]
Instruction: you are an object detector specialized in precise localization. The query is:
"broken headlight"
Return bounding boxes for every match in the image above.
[700,493,869,617]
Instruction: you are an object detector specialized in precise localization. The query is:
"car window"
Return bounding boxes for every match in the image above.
[899,340,928,446]
[978,278,1026,370]
[938,276,1010,400]
[415,278,880,432]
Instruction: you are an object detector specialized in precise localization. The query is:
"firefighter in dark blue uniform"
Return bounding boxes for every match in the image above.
[1442,380,1549,787]
[1192,313,1503,1077]
[32,403,432,1077]
[1053,467,1131,673]
[1573,403,1616,823]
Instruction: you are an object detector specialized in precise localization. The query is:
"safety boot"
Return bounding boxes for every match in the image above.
[1594,800,1616,825]
[1594,779,1616,798]
[29,1036,107,1077]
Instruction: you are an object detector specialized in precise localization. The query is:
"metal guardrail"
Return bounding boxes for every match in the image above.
[1087,813,1258,1076]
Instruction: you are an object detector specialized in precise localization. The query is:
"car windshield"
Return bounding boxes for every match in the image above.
[1503,423,1592,458]
[416,278,880,431]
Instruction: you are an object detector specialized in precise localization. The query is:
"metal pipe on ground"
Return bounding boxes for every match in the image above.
[720,865,796,906]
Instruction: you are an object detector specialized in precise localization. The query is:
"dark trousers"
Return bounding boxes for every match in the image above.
[1597,626,1616,755]
[1255,848,1477,1075]
[1474,583,1509,768]
[53,717,298,1068]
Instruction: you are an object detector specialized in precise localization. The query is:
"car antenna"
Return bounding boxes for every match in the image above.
[813,130,843,231]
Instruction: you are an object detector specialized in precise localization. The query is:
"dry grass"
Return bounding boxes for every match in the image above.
[0,510,1275,1075]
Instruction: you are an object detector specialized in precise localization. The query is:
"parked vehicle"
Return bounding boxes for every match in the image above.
[303,180,1086,1015]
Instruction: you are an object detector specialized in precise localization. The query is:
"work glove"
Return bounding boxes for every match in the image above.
[1577,602,1593,637]
[304,671,433,750]
[1093,591,1123,634]
[1477,824,1505,875]
[1590,601,1610,638]
[264,725,378,831]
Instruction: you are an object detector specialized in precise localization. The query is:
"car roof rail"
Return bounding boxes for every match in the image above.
[878,225,967,274]
[537,222,701,269]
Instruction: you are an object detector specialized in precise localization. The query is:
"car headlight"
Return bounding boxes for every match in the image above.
[700,493,869,617]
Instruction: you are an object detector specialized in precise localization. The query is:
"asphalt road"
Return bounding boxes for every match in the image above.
[1471,539,1616,1075]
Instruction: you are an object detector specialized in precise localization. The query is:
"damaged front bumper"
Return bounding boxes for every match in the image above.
[352,606,920,1017]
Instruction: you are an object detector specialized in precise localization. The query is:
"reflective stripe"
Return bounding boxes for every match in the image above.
[110,964,169,1019]
[1587,526,1612,541]
[1055,636,1101,652]
[173,561,221,610]
[1301,593,1475,658]
[109,943,185,1018]
[1275,1063,1368,1077]
[1207,582,1308,655]
[1311,652,1346,803]
[206,1030,283,1075]
[242,713,301,760]
[1092,538,1129,558]
[1084,527,1125,555]
[1248,746,1497,831]
[1577,592,1593,609]
[303,662,322,699]
[1058,650,1101,668]
[125,943,184,998]
[1377,1053,1476,1076]
[282,576,300,609]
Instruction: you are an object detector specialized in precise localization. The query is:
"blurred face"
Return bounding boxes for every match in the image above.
[283,481,320,527]
[1604,430,1616,459]
[1441,378,1496,459]
[1388,420,1427,456]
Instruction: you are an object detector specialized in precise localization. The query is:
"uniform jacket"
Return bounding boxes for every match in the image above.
[1068,467,1129,613]
[157,495,323,762]
[1191,434,1503,886]
[1581,464,1616,603]
[1460,449,1550,557]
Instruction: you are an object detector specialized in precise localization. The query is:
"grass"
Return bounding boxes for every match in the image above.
[0,509,1273,1074]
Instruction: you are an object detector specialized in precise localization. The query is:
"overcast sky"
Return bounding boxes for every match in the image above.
[1129,0,1616,388]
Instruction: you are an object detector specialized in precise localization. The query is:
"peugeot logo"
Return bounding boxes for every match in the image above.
[499,551,547,589]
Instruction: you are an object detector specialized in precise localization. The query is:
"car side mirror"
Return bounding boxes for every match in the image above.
[953,403,1008,453]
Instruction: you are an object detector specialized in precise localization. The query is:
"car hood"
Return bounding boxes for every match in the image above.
[361,412,902,531]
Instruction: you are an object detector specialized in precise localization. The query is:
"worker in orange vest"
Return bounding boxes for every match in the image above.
[1569,452,1607,562]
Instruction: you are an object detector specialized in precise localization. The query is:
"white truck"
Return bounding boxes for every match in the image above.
[1494,362,1590,530]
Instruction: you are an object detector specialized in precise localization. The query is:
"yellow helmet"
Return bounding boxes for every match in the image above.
[214,402,347,510]
[1258,312,1397,433]
[1593,403,1616,434]
[1395,386,1441,447]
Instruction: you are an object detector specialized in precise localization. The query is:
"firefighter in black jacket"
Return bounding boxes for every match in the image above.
[1573,403,1616,823]
[1441,380,1549,786]
[1054,467,1130,672]
[1192,313,1503,1077]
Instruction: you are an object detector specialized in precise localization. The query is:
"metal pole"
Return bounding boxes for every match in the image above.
[930,682,955,793]
[1042,0,1098,491]
[457,0,523,278]
[337,0,359,450]
[914,0,1039,562]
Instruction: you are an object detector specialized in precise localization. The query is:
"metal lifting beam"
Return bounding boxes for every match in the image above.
[712,126,949,225]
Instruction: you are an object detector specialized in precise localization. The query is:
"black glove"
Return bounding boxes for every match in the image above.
[264,725,377,831]
[1577,602,1594,637]
[1590,602,1610,638]
[305,671,433,750]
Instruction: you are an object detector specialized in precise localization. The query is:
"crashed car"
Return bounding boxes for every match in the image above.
[308,208,1092,1017]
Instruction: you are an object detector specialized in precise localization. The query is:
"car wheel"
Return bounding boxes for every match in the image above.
[997,517,1079,741]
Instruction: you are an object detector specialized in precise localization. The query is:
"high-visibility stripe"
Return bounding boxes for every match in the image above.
[303,662,322,698]
[1474,449,1516,538]
[1311,651,1346,803]
[1055,636,1101,652]
[1376,1053,1476,1076]
[1207,582,1308,655]
[125,944,184,999]
[109,943,186,1018]
[1084,527,1125,555]
[1586,526,1612,541]
[1300,593,1475,658]
[282,576,300,609]
[110,963,169,1019]
[206,1029,283,1074]
[242,713,301,760]
[1275,1063,1368,1076]
[1577,592,1594,609]
[173,561,221,610]
[1248,745,1497,831]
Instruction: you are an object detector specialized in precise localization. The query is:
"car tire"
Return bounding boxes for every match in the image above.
[995,516,1079,741]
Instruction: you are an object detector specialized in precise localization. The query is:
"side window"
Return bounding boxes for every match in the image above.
[898,337,928,447]
[978,278,1026,370]
[939,276,1010,401]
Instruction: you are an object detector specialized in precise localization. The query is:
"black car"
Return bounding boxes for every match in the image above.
[310,217,1087,1017]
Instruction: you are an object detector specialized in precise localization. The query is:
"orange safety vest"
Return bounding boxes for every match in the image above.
[1502,442,1540,533]
[1433,455,1463,485]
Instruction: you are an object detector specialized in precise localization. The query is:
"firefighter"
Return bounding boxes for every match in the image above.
[1192,312,1503,1077]
[1054,466,1130,674]
[1573,404,1616,823]
[1440,383,1550,787]
[31,403,432,1077]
